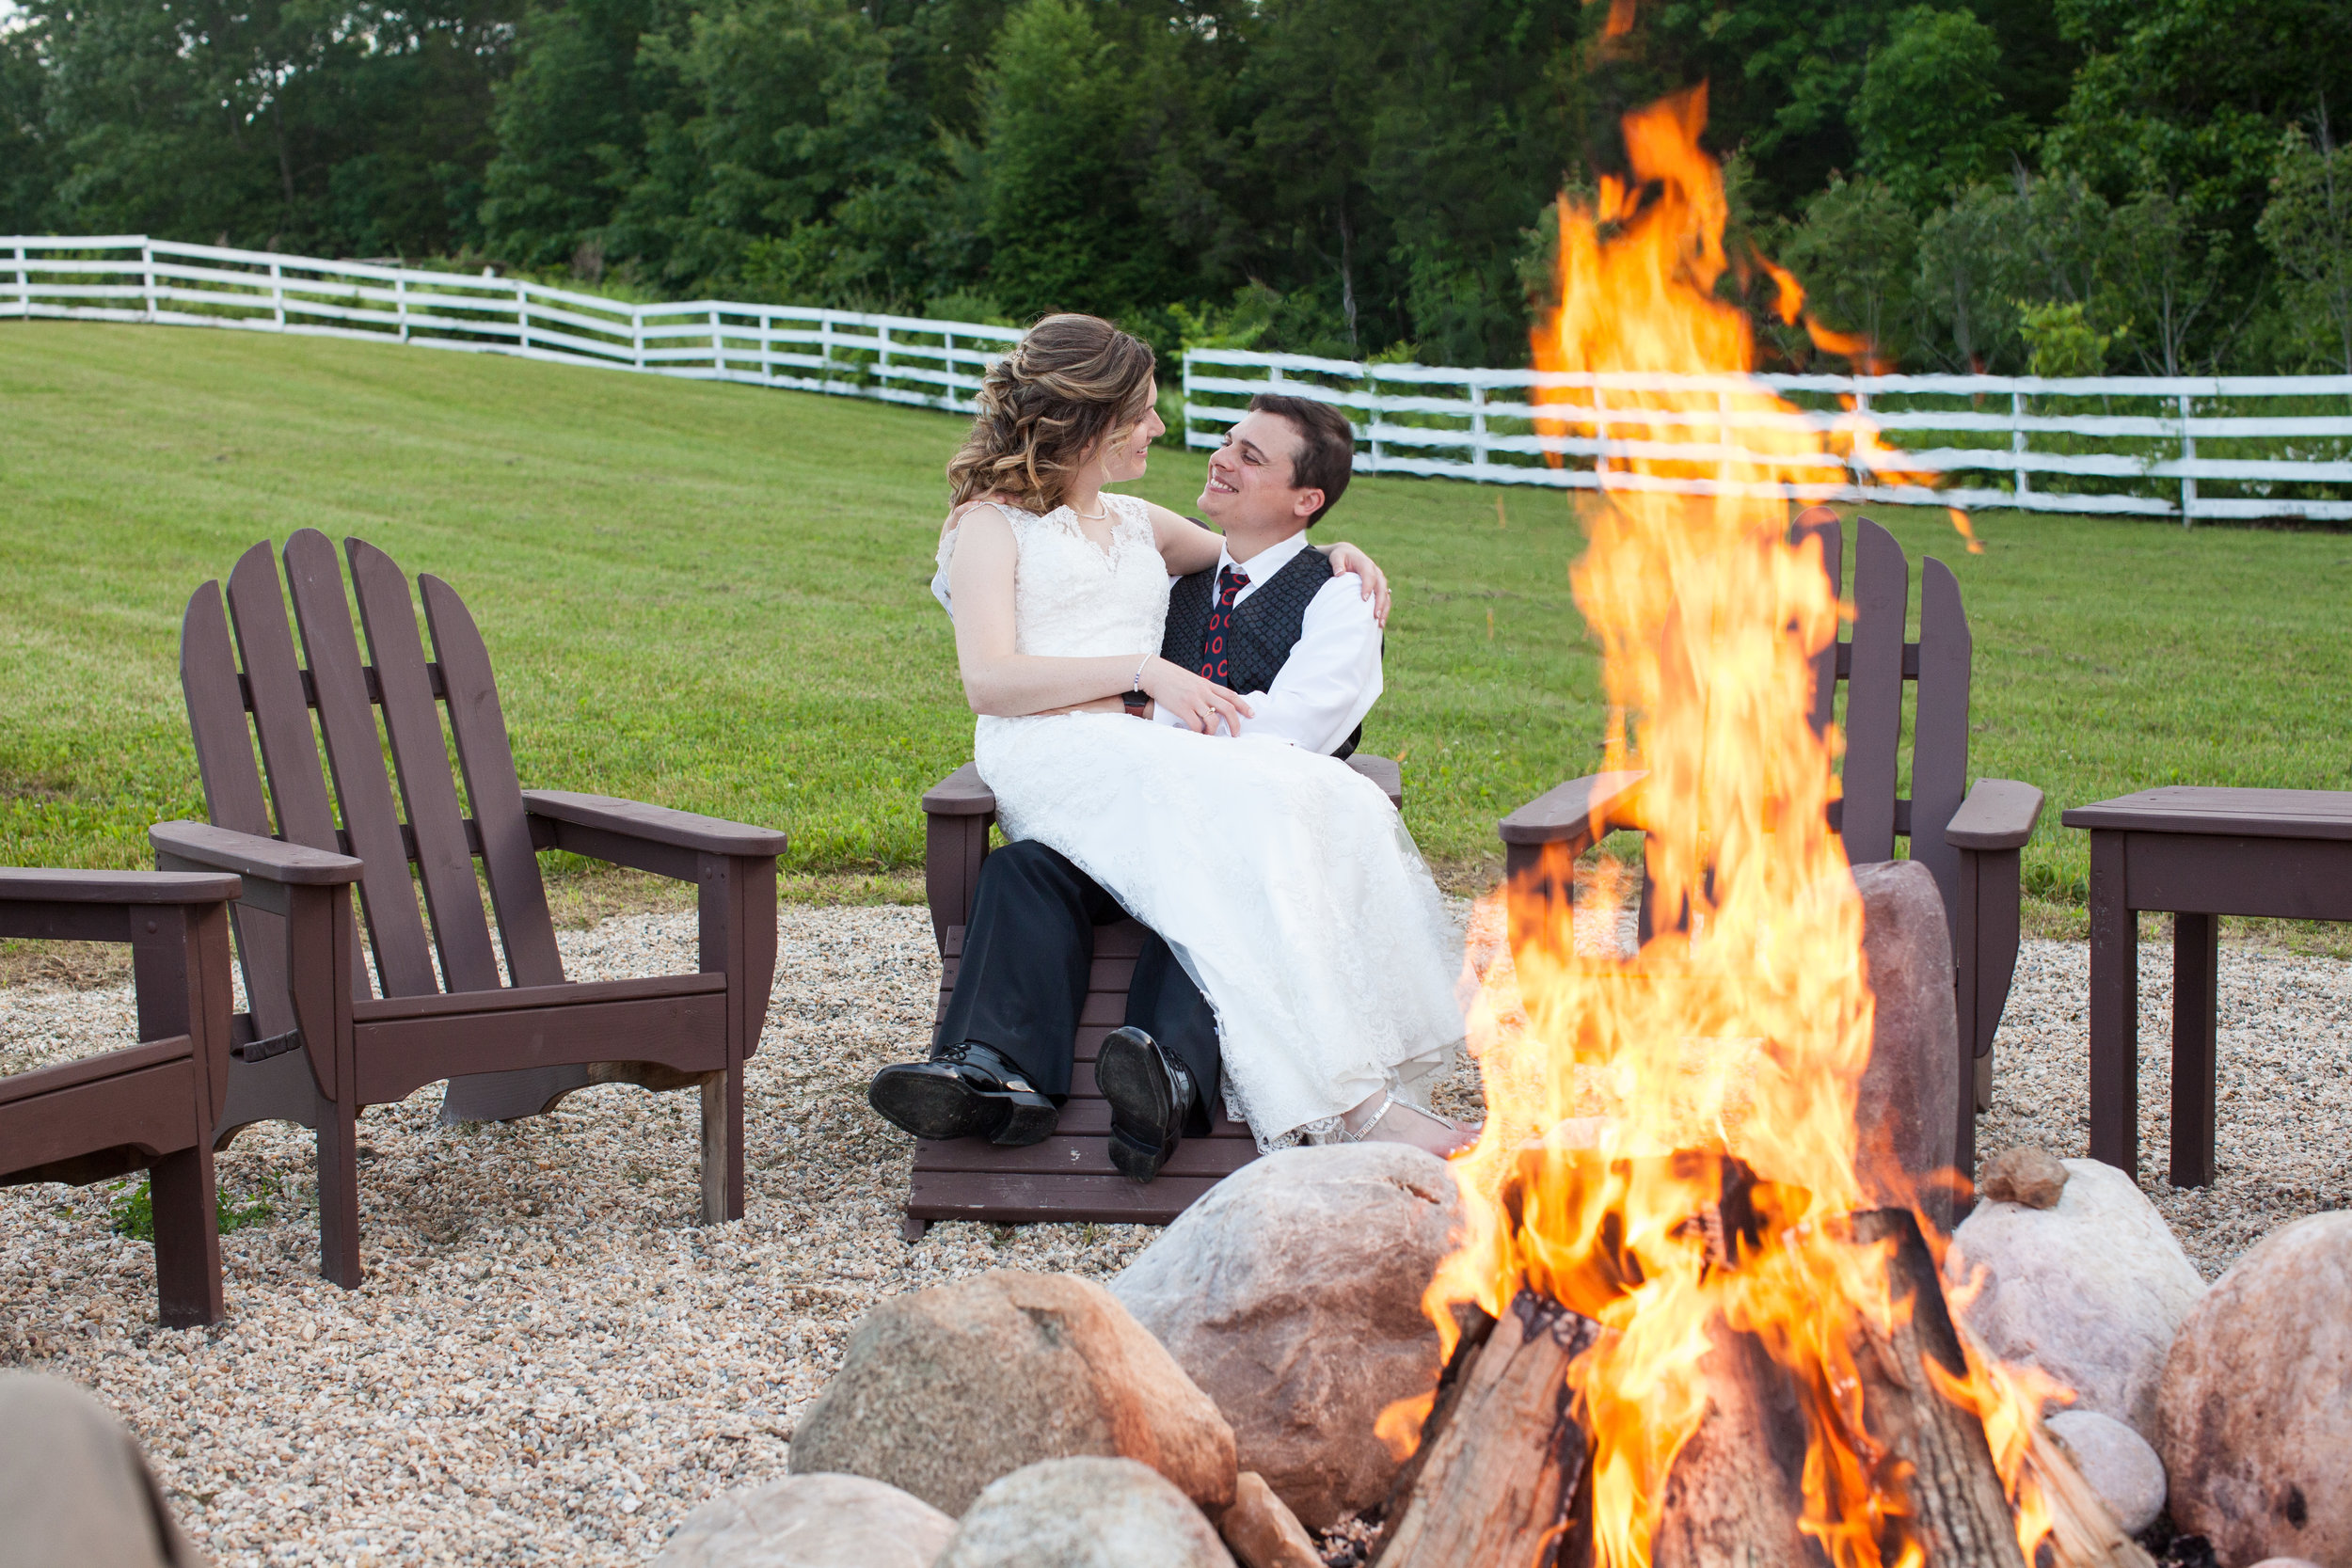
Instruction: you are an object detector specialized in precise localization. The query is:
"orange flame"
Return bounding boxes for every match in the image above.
[1422,87,2044,1568]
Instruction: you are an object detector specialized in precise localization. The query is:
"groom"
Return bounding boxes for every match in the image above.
[867,391,1384,1181]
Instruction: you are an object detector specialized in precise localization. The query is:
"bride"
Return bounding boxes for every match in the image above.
[932,312,1470,1157]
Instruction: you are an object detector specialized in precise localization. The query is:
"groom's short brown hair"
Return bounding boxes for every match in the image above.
[1248,392,1355,525]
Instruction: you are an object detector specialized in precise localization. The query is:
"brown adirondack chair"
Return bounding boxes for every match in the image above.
[148,530,787,1287]
[1,868,240,1325]
[1495,511,2042,1178]
[903,753,1403,1240]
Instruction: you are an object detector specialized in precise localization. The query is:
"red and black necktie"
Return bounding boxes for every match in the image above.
[1199,565,1249,684]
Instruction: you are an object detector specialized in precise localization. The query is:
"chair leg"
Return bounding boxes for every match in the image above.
[315,1097,363,1289]
[150,1145,224,1328]
[700,1067,744,1224]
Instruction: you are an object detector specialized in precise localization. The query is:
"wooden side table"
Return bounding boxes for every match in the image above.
[2060,787,2352,1186]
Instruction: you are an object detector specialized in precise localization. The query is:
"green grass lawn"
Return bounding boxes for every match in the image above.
[4,322,2348,916]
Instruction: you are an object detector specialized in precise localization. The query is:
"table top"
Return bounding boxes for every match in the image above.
[2061,785,2352,841]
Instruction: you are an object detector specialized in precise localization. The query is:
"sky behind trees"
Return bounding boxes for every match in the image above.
[4,0,2349,374]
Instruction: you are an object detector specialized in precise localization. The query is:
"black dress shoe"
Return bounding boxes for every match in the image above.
[867,1041,1058,1147]
[1097,1026,1196,1183]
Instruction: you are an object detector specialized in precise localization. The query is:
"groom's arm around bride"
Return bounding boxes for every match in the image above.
[870,391,1391,1180]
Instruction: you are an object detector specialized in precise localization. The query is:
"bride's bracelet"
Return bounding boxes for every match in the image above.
[1120,656,1151,712]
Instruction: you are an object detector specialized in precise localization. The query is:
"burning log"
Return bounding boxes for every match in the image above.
[1369,1292,1604,1568]
[1380,1207,2039,1568]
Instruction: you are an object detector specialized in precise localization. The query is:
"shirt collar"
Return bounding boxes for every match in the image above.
[1219,530,1311,584]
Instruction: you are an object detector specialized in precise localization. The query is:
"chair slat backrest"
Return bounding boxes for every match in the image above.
[1841,520,1910,865]
[347,539,501,995]
[284,530,438,997]
[1801,511,1976,934]
[179,530,564,1005]
[421,575,565,988]
[181,582,297,1038]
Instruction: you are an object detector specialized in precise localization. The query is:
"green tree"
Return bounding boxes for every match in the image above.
[975,0,1171,321]
[2101,188,2228,375]
[1914,182,2025,370]
[2256,120,2352,372]
[1777,175,1919,367]
[480,0,659,272]
[1855,7,2026,211]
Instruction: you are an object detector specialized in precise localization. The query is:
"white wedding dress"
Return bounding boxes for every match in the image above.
[937,494,1466,1149]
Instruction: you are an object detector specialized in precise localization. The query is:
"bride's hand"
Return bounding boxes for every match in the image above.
[1141,657,1254,736]
[1323,543,1392,627]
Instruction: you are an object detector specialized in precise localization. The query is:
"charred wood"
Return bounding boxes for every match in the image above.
[1369,1291,1603,1568]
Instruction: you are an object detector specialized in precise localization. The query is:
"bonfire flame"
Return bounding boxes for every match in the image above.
[1417,87,2044,1568]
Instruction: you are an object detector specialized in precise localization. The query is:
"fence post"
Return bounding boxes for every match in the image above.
[709,309,726,376]
[632,305,645,371]
[141,242,157,322]
[2176,390,2197,527]
[1363,367,1382,474]
[516,280,532,353]
[395,275,410,342]
[14,243,28,318]
[819,315,837,392]
[1470,380,1488,478]
[1593,383,1612,484]
[2010,389,2030,502]
[878,323,893,396]
[762,310,775,384]
[1181,351,1194,446]
[269,261,285,329]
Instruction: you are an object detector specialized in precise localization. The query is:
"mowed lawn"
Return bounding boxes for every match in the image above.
[3,321,2347,910]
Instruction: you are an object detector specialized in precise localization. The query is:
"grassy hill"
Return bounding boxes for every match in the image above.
[4,322,2347,917]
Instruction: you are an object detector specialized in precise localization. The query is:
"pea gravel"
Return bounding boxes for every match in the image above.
[2,906,2344,1564]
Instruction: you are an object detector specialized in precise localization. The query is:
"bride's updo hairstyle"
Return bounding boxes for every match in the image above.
[947,313,1157,514]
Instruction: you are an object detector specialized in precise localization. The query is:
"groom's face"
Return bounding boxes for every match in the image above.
[1198,412,1320,535]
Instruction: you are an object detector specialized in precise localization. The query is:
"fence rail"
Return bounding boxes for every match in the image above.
[3,234,1024,413]
[13,238,2351,522]
[1184,350,2352,523]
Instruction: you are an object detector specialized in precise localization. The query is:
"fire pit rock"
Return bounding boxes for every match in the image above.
[2043,1410,2165,1534]
[651,1472,957,1568]
[1851,860,1960,1232]
[2158,1211,2352,1568]
[1944,1157,2203,1442]
[933,1456,1236,1568]
[1109,1143,1461,1530]
[788,1270,1236,1518]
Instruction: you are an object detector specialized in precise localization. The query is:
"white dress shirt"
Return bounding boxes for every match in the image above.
[1152,531,1383,755]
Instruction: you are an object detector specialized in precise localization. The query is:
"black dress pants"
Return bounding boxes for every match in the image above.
[934,840,1220,1136]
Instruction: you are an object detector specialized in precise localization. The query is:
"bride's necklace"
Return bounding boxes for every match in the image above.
[1067,499,1110,522]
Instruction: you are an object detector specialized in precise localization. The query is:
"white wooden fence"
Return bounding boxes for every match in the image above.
[1184,350,2352,523]
[2,235,1023,412]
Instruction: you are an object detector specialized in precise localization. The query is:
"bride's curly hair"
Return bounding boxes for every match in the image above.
[947,314,1158,514]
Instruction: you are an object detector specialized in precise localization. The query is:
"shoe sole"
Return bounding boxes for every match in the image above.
[1099,1030,1181,1183]
[868,1068,1008,1141]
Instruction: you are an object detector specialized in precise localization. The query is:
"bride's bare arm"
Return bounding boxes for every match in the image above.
[1138,500,1392,626]
[949,507,1257,731]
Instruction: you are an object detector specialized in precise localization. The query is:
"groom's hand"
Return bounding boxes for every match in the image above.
[1140,657,1254,736]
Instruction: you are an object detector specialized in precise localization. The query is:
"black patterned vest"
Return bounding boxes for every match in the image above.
[1160,543,1363,759]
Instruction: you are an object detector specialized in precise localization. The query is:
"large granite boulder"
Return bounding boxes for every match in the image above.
[1851,860,1961,1232]
[2158,1212,2352,1568]
[2044,1410,2165,1535]
[790,1271,1236,1517]
[1945,1158,2204,1442]
[1109,1143,1461,1529]
[934,1457,1236,1568]
[653,1473,956,1568]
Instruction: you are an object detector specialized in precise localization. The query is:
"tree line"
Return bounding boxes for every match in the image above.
[3,0,2348,374]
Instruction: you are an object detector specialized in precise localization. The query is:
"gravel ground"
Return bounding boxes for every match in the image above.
[1977,936,2352,1278]
[2,904,2344,1563]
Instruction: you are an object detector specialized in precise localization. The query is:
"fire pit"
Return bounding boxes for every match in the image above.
[1375,87,2117,1568]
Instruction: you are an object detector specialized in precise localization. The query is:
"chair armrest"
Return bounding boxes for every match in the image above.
[1345,754,1403,809]
[1498,770,1648,847]
[521,791,789,858]
[148,821,363,885]
[0,868,242,905]
[1946,779,2043,851]
[922,763,996,818]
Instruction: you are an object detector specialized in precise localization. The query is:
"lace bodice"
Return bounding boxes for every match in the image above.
[931,494,1169,659]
